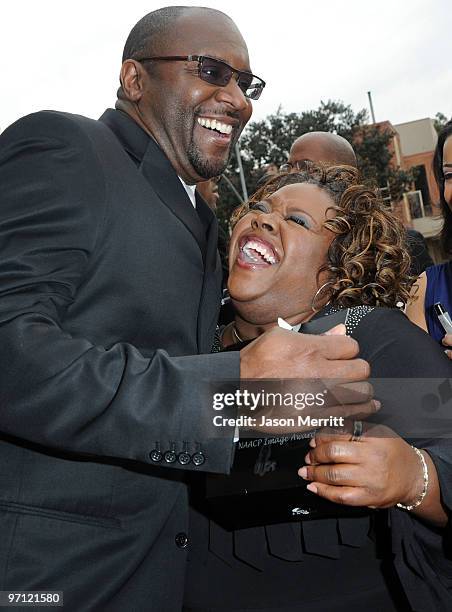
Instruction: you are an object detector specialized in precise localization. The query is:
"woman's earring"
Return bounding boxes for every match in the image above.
[311,282,334,313]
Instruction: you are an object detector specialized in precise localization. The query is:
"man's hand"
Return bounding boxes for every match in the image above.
[238,324,375,435]
[240,325,369,381]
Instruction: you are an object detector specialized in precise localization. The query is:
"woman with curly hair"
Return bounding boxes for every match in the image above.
[407,120,452,357]
[184,165,452,612]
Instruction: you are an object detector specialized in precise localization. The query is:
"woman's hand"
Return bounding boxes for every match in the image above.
[442,334,452,359]
[298,424,448,526]
[298,424,421,508]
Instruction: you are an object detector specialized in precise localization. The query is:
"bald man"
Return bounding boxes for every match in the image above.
[284,131,357,171]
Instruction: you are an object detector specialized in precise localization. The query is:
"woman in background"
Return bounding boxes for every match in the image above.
[407,120,452,356]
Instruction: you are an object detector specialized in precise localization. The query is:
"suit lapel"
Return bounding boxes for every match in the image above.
[99,108,222,353]
[140,139,207,256]
[99,108,207,257]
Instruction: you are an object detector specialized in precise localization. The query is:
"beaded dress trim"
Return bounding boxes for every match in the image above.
[211,304,375,352]
[322,304,375,336]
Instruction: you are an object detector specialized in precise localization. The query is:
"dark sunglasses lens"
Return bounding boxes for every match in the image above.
[237,73,253,93]
[244,77,264,100]
[199,57,264,100]
[200,58,232,86]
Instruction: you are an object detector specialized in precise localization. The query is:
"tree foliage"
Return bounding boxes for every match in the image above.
[434,112,451,134]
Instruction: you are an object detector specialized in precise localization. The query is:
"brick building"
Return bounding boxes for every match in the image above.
[370,118,443,261]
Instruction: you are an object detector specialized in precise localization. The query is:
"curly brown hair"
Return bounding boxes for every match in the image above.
[231,164,413,308]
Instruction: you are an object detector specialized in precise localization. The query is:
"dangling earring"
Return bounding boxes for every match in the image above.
[311,281,334,313]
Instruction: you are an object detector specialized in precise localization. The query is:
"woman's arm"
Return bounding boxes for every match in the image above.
[299,430,447,527]
[406,272,452,358]
[406,272,428,332]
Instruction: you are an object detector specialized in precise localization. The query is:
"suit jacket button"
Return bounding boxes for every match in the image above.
[149,449,162,463]
[192,452,205,466]
[175,532,189,548]
[164,450,177,463]
[178,452,191,465]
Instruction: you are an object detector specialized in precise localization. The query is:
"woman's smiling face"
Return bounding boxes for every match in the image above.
[228,182,336,325]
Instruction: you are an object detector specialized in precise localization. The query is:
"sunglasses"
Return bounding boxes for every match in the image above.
[135,55,265,100]
[279,160,312,173]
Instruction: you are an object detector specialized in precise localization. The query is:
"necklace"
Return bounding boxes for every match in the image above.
[231,324,245,344]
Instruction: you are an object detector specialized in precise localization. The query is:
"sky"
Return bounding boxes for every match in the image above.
[0,0,450,133]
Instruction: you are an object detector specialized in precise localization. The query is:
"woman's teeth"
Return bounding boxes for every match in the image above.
[242,240,277,264]
[197,117,233,135]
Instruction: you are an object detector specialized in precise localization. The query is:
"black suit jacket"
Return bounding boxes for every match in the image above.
[0,109,238,611]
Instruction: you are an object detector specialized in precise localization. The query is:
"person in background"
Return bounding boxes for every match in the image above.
[196,177,220,211]
[407,120,452,357]
[405,228,434,275]
[282,131,433,276]
[282,131,357,170]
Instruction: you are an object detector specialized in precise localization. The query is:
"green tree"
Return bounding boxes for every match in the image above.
[434,112,451,133]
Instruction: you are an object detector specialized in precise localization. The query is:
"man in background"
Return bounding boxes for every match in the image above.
[197,177,220,211]
[283,131,357,170]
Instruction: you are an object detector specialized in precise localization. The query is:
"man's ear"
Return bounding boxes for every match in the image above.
[120,60,146,103]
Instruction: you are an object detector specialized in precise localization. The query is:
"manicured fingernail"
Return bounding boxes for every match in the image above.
[324,324,346,336]
[307,483,318,494]
[304,453,311,464]
[298,467,308,479]
[309,438,316,448]
[373,400,381,411]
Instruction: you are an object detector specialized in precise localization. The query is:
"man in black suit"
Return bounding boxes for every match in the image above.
[0,7,370,611]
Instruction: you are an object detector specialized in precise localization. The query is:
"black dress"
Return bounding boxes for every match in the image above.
[184,307,452,611]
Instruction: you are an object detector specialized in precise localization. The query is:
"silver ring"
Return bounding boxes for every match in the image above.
[351,420,363,442]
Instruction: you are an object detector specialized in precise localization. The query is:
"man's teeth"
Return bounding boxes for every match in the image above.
[197,117,233,135]
[242,240,276,264]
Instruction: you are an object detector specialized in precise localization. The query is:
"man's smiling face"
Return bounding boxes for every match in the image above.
[135,10,254,183]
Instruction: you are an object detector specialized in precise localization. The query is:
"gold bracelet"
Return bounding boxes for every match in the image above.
[396,446,429,511]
